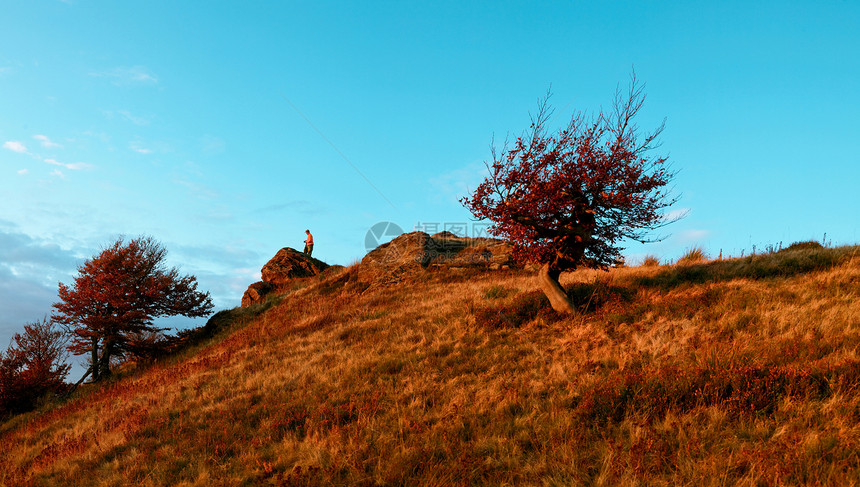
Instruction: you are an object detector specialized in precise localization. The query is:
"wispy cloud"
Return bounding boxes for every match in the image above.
[103,109,151,126]
[129,138,173,155]
[44,158,93,171]
[89,65,158,86]
[200,134,225,155]
[130,142,152,154]
[17,169,28,175]
[3,141,28,153]
[678,229,710,243]
[119,110,150,125]
[174,179,219,200]
[228,268,263,293]
[0,223,83,351]
[33,134,62,148]
[82,131,111,143]
[166,244,266,309]
[256,200,324,217]
[428,160,487,204]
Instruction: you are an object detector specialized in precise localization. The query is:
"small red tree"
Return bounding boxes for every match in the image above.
[0,318,70,416]
[462,75,680,313]
[52,236,213,380]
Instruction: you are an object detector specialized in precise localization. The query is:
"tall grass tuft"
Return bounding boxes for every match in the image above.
[640,255,661,267]
[676,246,707,265]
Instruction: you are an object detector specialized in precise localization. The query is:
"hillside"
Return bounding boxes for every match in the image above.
[1,243,859,486]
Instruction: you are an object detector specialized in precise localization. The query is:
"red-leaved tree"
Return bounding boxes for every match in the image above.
[0,318,70,416]
[462,74,680,313]
[53,236,213,381]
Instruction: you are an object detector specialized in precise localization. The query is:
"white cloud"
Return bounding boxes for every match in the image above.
[90,66,158,85]
[230,268,262,291]
[33,134,62,148]
[17,169,28,175]
[45,158,92,171]
[50,169,65,179]
[130,143,152,154]
[678,229,710,243]
[200,135,225,155]
[3,141,27,153]
[104,109,151,126]
[118,110,150,126]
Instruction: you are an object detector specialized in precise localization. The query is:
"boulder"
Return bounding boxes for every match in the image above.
[354,232,435,284]
[241,281,275,308]
[353,231,515,284]
[429,233,515,269]
[261,247,329,284]
[241,247,329,307]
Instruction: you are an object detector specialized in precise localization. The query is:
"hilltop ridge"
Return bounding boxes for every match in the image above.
[243,231,515,306]
[1,243,859,485]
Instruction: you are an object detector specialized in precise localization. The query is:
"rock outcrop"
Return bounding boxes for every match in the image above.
[353,231,515,284]
[242,234,515,305]
[241,248,329,307]
[261,247,329,284]
[241,281,276,307]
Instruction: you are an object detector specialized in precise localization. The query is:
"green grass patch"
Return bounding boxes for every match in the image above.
[638,245,855,289]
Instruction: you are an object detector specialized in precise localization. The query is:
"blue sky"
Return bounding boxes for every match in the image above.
[2,1,859,365]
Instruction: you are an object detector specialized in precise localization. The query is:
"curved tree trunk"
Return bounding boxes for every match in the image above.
[98,339,114,379]
[90,337,100,382]
[538,263,576,314]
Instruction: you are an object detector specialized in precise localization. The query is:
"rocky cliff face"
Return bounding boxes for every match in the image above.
[241,248,329,307]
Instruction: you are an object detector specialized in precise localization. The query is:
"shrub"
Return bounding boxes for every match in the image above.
[779,240,824,253]
[0,318,71,417]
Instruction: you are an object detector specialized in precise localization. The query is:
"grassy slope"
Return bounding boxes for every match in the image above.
[1,246,859,486]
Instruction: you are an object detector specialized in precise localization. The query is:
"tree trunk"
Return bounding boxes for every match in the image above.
[99,339,113,379]
[62,366,93,398]
[90,337,100,382]
[538,263,576,314]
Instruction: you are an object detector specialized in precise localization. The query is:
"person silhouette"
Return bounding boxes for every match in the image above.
[303,229,314,257]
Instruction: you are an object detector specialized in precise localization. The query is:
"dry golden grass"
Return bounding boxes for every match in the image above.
[1,246,859,485]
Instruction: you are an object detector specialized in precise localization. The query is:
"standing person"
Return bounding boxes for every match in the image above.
[303,229,314,257]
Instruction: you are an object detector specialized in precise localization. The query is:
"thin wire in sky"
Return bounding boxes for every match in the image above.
[279,94,397,210]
